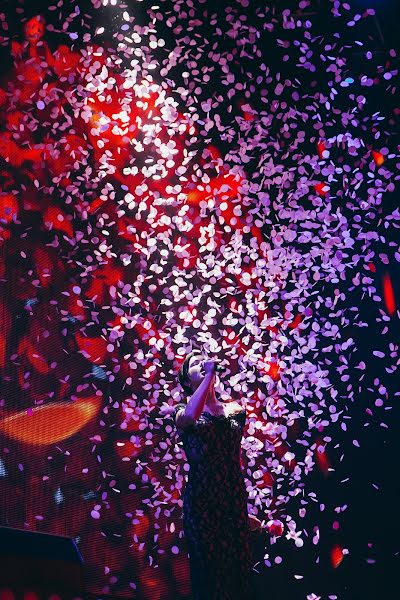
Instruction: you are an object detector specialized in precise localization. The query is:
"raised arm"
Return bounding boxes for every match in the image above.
[176,359,218,428]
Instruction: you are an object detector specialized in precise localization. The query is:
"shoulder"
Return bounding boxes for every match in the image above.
[174,403,195,432]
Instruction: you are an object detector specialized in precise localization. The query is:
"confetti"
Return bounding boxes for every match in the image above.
[0,0,398,597]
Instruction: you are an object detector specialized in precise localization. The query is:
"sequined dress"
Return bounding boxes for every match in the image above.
[173,402,255,600]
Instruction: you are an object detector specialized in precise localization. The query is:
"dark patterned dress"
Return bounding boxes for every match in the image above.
[173,402,255,600]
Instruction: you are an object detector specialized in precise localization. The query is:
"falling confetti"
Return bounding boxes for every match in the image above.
[0,0,398,597]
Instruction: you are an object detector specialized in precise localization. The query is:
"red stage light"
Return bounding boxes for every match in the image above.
[382,271,396,316]
[330,544,344,568]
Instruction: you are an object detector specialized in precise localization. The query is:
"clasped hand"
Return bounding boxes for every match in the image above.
[202,359,220,374]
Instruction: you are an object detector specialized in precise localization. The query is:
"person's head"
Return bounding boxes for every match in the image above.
[178,350,204,396]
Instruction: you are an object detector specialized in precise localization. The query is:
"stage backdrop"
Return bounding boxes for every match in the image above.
[0,1,398,598]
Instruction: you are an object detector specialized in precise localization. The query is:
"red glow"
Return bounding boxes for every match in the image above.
[256,471,275,488]
[314,182,329,197]
[22,591,40,600]
[330,544,344,568]
[0,88,6,107]
[317,140,326,158]
[238,99,254,121]
[259,360,280,381]
[0,589,15,600]
[0,134,39,168]
[115,439,143,461]
[382,271,396,315]
[288,313,302,329]
[314,437,330,476]
[140,575,166,600]
[186,173,242,207]
[84,262,123,304]
[171,554,191,595]
[24,16,45,43]
[205,145,222,161]
[43,207,73,237]
[25,339,50,374]
[75,332,109,363]
[0,300,11,369]
[52,45,81,76]
[372,150,384,166]
[131,514,150,538]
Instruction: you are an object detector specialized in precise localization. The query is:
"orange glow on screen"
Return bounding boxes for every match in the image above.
[0,396,101,445]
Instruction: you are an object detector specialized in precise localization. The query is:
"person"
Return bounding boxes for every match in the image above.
[172,349,263,600]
